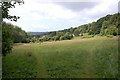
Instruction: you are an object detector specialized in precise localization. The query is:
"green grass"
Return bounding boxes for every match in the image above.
[93,39,118,78]
[2,47,37,78]
[13,43,24,46]
[82,35,94,38]
[106,35,114,38]
[2,37,118,78]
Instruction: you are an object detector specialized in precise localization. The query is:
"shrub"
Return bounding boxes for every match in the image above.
[106,35,114,38]
[2,22,13,56]
[82,35,94,38]
[94,34,102,37]
[60,33,73,40]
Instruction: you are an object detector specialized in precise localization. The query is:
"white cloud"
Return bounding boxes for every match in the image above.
[4,0,119,32]
[9,1,77,20]
[72,0,119,24]
[21,24,51,32]
[66,0,118,21]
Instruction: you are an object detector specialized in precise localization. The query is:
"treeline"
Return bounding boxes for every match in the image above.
[2,22,30,43]
[2,22,30,55]
[53,13,119,36]
[2,13,119,55]
[2,13,119,44]
[32,13,119,42]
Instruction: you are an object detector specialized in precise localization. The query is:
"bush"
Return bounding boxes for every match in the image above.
[60,36,65,40]
[21,38,31,43]
[82,35,94,38]
[60,33,73,40]
[54,36,60,41]
[94,34,102,37]
[106,35,114,38]
[2,22,13,56]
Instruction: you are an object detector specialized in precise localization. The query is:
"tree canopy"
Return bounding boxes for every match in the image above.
[1,0,24,56]
[1,0,24,21]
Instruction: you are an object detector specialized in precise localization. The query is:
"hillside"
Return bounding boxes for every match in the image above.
[48,13,119,36]
[28,32,48,37]
[30,13,119,42]
[3,13,119,44]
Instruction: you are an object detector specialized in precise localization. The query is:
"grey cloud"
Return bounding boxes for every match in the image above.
[55,2,99,12]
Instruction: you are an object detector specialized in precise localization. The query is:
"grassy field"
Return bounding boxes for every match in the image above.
[2,37,118,78]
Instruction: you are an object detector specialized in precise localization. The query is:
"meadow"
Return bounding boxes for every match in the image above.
[2,37,118,78]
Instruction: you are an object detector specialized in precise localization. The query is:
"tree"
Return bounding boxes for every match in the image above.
[48,31,56,37]
[39,36,49,42]
[89,22,98,35]
[56,32,64,38]
[31,37,37,43]
[69,27,74,33]
[74,29,79,36]
[53,36,59,41]
[2,22,13,56]
[60,36,63,40]
[1,0,24,56]
[60,32,73,40]
[12,26,27,43]
[2,22,28,55]
[100,21,109,35]
[1,0,24,21]
[108,25,117,36]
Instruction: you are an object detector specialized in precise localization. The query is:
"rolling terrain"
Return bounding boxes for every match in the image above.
[2,37,118,78]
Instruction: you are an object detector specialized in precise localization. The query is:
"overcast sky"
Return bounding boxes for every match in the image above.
[4,0,119,32]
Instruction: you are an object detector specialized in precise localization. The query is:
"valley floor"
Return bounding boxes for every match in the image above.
[2,37,119,78]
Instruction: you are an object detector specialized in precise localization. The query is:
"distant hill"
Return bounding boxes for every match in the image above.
[28,32,48,37]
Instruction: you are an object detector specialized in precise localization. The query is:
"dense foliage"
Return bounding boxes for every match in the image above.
[2,22,28,56]
[2,22,13,56]
[1,0,24,56]
[2,10,119,55]
[1,1,24,21]
[31,13,119,42]
[57,13,119,36]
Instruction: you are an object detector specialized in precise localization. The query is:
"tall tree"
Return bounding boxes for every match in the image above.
[1,0,24,56]
[1,0,24,21]
[100,21,109,35]
[74,29,80,36]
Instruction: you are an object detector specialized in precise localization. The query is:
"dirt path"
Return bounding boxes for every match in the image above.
[13,44,32,49]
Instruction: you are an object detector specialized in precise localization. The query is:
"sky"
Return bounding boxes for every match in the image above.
[4,0,119,32]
